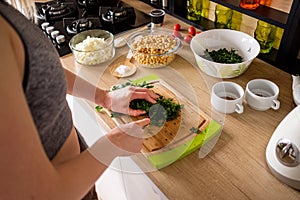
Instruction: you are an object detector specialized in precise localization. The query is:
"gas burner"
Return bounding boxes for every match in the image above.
[47,2,68,15]
[35,0,151,57]
[101,7,128,24]
[36,1,77,21]
[66,18,93,35]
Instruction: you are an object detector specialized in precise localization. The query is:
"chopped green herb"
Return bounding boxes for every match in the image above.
[190,127,200,134]
[201,48,243,64]
[129,95,183,126]
[95,106,103,112]
[110,112,124,118]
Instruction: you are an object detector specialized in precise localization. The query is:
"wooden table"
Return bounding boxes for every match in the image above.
[61,0,300,199]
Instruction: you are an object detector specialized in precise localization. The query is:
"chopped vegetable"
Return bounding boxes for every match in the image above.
[184,34,193,44]
[174,23,181,31]
[201,48,243,64]
[190,127,199,134]
[95,106,103,112]
[188,26,196,36]
[173,30,183,39]
[128,95,183,126]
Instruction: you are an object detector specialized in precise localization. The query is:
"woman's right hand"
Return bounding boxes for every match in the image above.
[107,118,150,155]
[87,118,150,165]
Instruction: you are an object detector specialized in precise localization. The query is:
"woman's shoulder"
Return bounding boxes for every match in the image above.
[0,15,10,40]
[0,15,25,81]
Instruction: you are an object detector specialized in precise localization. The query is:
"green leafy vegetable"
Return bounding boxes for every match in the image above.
[95,106,103,112]
[110,112,123,118]
[129,95,183,126]
[190,126,203,134]
[201,48,243,64]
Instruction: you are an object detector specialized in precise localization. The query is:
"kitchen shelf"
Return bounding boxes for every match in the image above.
[141,0,288,28]
[139,0,300,74]
[209,0,288,29]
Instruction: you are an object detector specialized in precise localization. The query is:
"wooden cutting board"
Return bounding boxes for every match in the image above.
[94,80,210,153]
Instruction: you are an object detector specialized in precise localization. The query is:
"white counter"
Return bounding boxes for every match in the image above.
[66,95,168,200]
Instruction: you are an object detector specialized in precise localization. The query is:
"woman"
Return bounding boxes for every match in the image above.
[0,0,158,199]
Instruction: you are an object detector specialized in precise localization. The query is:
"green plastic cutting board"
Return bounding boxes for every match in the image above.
[133,74,222,169]
[147,120,221,169]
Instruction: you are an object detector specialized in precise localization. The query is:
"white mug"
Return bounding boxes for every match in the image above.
[245,79,280,111]
[211,81,244,114]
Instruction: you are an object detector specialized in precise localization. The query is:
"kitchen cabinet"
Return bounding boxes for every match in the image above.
[140,0,300,74]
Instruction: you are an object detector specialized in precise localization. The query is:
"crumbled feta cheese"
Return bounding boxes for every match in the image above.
[73,36,114,65]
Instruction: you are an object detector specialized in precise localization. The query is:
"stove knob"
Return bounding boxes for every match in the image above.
[276,138,300,167]
[56,35,66,44]
[41,22,50,30]
[51,30,60,39]
[46,26,55,35]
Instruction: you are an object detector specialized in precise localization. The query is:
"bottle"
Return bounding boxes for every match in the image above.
[162,0,168,9]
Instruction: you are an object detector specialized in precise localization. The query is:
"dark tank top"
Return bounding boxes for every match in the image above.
[0,2,73,160]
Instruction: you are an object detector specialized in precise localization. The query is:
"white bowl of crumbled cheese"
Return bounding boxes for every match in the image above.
[69,29,115,65]
[127,28,182,68]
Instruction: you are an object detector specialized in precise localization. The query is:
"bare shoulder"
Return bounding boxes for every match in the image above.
[0,15,25,81]
[0,15,52,198]
[0,15,11,45]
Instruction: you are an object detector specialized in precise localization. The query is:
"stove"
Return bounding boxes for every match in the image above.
[35,0,151,56]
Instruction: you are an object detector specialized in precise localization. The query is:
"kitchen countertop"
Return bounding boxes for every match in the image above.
[60,0,300,199]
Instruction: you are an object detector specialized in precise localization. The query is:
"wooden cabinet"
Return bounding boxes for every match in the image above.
[140,0,300,74]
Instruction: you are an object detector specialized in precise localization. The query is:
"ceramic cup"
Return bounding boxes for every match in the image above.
[245,79,280,111]
[211,81,244,114]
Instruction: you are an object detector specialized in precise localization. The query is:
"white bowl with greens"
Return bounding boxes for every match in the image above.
[190,29,260,78]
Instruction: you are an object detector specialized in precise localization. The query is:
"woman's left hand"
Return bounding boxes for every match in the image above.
[103,86,159,116]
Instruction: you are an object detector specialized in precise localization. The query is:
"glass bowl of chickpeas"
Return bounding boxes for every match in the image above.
[127,28,182,68]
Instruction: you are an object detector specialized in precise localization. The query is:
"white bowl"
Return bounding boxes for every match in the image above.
[190,29,260,78]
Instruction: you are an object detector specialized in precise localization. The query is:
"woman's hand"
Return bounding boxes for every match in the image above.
[107,118,150,155]
[87,118,150,164]
[103,86,159,116]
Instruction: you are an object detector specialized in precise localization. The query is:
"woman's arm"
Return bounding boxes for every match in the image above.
[63,68,159,116]
[0,18,107,199]
[63,68,108,107]
[0,17,149,199]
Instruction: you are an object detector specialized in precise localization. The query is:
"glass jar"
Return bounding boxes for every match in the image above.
[254,20,276,54]
[240,0,260,10]
[215,4,233,29]
[187,0,202,21]
[187,0,210,21]
[231,11,243,31]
